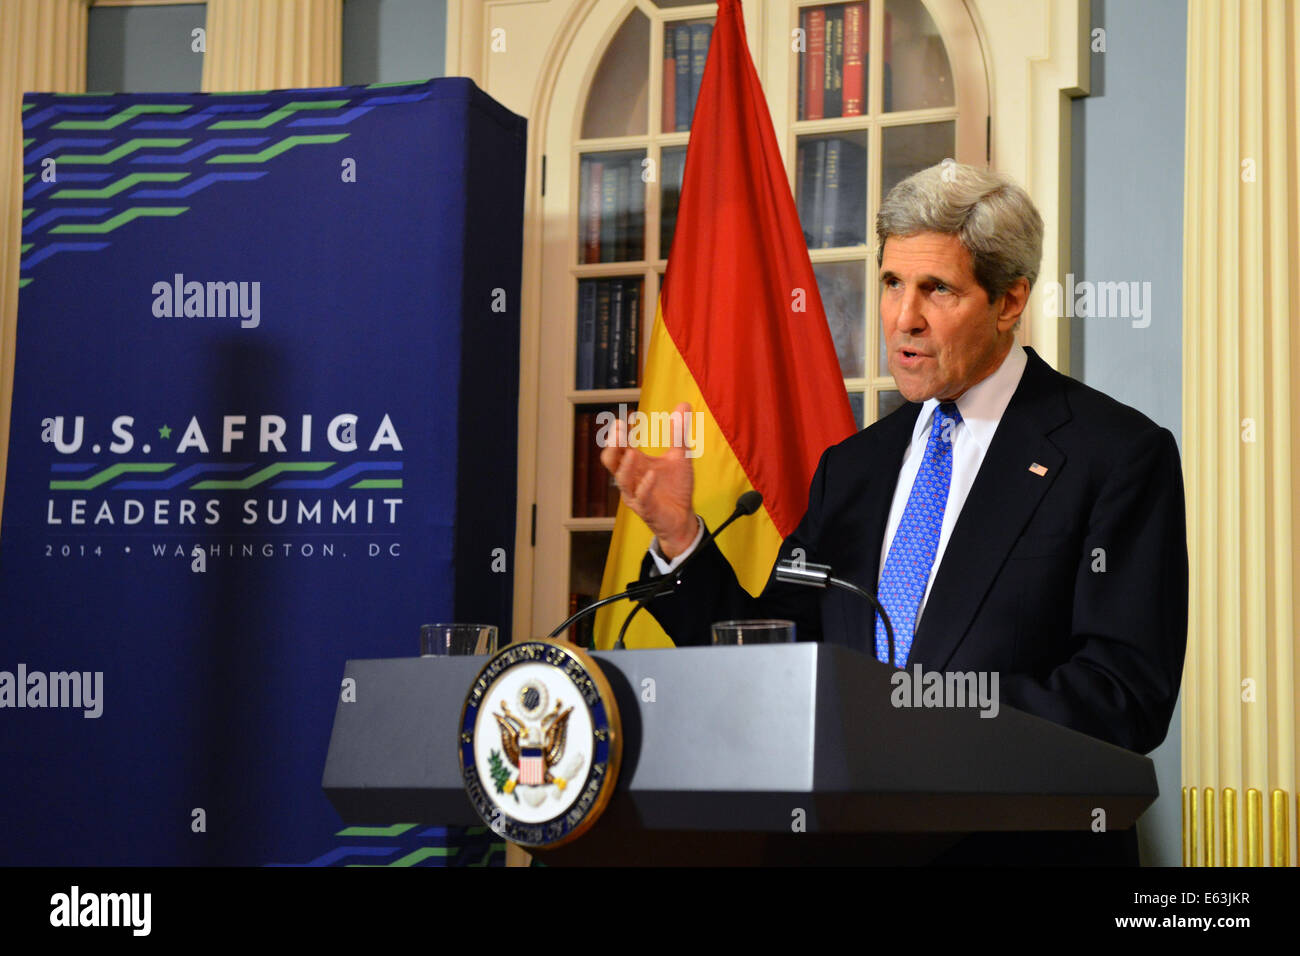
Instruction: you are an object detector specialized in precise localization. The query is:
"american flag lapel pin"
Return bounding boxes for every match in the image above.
[1028,462,1049,477]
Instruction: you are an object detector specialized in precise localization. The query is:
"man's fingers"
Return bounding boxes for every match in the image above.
[665,401,692,461]
[599,441,623,475]
[631,467,656,511]
[614,443,643,495]
[599,418,628,472]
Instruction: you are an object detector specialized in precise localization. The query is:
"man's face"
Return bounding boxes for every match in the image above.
[879,232,1023,403]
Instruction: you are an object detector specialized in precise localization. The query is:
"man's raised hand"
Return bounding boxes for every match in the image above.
[599,401,697,559]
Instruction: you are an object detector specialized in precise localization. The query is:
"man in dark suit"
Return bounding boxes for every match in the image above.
[600,162,1188,863]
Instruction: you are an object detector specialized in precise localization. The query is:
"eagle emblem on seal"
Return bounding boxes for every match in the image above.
[491,678,584,806]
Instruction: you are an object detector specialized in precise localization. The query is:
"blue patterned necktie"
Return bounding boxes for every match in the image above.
[874,401,962,667]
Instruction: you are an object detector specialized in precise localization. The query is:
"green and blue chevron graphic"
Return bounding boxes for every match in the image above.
[48,460,403,491]
[20,80,438,290]
[266,825,506,868]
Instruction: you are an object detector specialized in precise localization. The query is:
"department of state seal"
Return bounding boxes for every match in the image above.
[459,639,621,848]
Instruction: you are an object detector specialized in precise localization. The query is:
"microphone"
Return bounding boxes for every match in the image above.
[732,489,765,517]
[611,490,763,648]
[774,558,897,667]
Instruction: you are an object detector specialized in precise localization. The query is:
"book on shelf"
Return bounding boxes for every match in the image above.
[802,7,826,120]
[673,23,693,132]
[580,159,602,263]
[623,283,641,387]
[823,6,843,118]
[593,281,612,388]
[608,281,625,388]
[572,410,593,517]
[662,24,677,133]
[576,278,643,390]
[586,410,607,516]
[843,2,866,116]
[576,281,597,389]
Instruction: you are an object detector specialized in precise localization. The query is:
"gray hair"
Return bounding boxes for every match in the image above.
[875,161,1043,303]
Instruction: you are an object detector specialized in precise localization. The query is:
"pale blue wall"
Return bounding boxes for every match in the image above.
[1070,0,1187,867]
[342,0,447,85]
[86,3,205,93]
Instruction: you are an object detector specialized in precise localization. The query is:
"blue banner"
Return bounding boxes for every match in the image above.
[1,79,524,865]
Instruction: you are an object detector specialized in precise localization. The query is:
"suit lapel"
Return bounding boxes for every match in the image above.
[907,349,1072,670]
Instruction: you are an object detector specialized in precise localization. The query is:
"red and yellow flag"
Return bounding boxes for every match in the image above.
[594,0,856,648]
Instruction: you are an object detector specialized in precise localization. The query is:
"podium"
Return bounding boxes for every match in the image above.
[322,644,1157,864]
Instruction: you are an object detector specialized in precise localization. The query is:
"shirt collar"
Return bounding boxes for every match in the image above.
[910,343,1028,454]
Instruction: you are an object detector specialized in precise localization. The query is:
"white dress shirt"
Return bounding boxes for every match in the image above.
[879,343,1027,622]
[650,344,1028,604]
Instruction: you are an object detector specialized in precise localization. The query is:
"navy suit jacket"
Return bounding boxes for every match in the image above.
[643,347,1189,758]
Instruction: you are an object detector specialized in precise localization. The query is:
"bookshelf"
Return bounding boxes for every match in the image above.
[445,0,1088,641]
